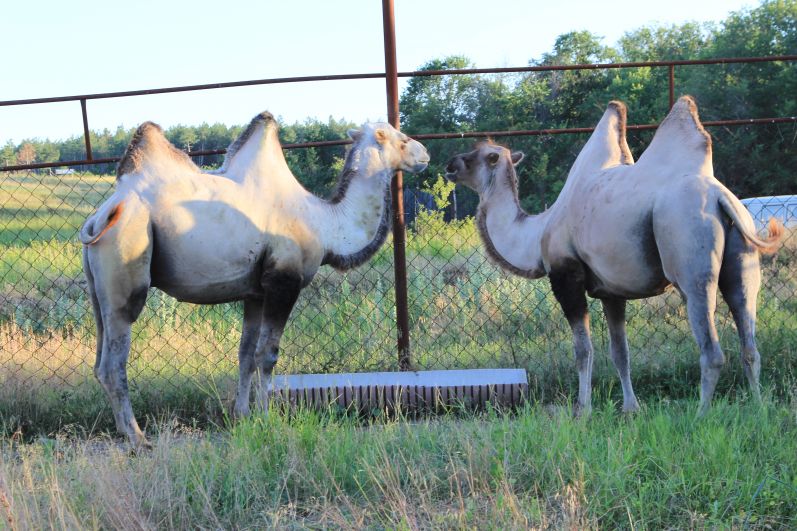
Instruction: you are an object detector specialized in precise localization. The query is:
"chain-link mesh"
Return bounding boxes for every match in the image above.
[1,136,795,426]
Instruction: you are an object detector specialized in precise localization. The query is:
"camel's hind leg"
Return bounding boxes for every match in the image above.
[233,298,263,418]
[82,247,103,373]
[719,230,763,402]
[84,202,152,446]
[656,206,726,416]
[96,310,148,446]
[550,261,594,416]
[677,259,725,416]
[601,298,640,412]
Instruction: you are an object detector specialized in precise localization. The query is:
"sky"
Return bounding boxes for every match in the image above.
[1,0,756,145]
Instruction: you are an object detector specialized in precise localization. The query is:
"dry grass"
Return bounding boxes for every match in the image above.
[1,399,795,529]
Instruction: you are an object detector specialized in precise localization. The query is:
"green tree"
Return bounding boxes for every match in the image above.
[35,141,60,164]
[0,141,15,167]
[400,55,489,201]
[695,0,797,196]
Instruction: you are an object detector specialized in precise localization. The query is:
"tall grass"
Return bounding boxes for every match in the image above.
[1,399,795,528]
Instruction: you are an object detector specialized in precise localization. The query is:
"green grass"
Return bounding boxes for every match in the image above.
[1,171,797,436]
[1,171,797,528]
[1,399,795,528]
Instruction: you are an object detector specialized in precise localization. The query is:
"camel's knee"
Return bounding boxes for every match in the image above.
[740,346,760,367]
[700,349,726,371]
[95,361,128,393]
[94,332,131,388]
[256,346,279,373]
[573,341,593,371]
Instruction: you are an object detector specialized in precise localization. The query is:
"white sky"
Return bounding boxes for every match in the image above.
[0,0,755,145]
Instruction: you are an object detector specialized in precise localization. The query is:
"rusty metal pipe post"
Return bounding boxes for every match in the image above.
[382,0,412,371]
[80,99,93,161]
[669,65,675,109]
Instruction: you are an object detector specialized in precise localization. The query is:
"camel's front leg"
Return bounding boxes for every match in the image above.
[601,298,640,413]
[252,269,303,413]
[549,263,594,416]
[233,298,264,418]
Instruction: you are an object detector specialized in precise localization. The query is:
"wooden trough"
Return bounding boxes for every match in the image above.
[269,368,528,414]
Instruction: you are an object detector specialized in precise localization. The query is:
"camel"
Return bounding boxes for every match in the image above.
[444,96,783,416]
[80,112,429,446]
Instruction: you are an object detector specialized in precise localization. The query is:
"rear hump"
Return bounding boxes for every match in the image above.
[638,95,713,176]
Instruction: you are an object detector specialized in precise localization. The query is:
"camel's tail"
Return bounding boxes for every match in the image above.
[719,195,784,255]
[79,200,124,245]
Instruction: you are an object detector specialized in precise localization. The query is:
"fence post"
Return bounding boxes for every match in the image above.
[80,98,93,161]
[668,65,675,109]
[382,0,412,371]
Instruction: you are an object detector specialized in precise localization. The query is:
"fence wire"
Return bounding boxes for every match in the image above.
[0,142,795,411]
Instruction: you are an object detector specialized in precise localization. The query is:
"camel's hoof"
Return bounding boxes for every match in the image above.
[572,404,592,418]
[128,438,153,456]
[622,402,641,415]
[695,404,710,420]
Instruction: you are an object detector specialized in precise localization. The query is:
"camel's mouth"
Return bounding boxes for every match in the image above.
[444,171,458,183]
[411,160,430,173]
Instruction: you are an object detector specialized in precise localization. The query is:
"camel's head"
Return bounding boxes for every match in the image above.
[445,142,524,194]
[348,123,430,175]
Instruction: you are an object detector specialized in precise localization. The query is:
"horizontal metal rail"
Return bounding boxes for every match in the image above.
[2,54,796,172]
[2,55,795,107]
[3,115,795,172]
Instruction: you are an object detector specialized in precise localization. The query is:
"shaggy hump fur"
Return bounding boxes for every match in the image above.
[606,100,633,165]
[216,111,278,174]
[116,121,199,178]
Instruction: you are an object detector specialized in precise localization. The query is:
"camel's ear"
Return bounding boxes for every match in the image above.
[511,152,525,166]
[487,152,500,165]
[374,128,388,144]
[347,128,362,141]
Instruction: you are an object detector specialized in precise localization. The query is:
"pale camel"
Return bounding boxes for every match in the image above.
[80,112,429,446]
[445,96,783,416]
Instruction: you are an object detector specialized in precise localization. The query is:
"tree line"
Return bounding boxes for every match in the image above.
[3,0,795,215]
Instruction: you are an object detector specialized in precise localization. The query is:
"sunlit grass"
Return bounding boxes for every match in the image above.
[1,400,795,529]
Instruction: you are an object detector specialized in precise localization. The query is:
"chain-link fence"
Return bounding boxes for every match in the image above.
[1,137,795,428]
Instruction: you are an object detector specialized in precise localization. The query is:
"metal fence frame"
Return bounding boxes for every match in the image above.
[2,0,796,370]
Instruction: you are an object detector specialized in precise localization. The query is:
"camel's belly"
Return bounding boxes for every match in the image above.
[155,276,263,304]
[149,232,264,304]
[584,265,671,300]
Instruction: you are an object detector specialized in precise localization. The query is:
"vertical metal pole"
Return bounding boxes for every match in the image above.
[382,0,412,371]
[668,65,675,109]
[80,98,93,161]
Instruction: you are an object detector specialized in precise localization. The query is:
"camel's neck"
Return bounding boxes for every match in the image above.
[313,147,393,269]
[477,167,548,278]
